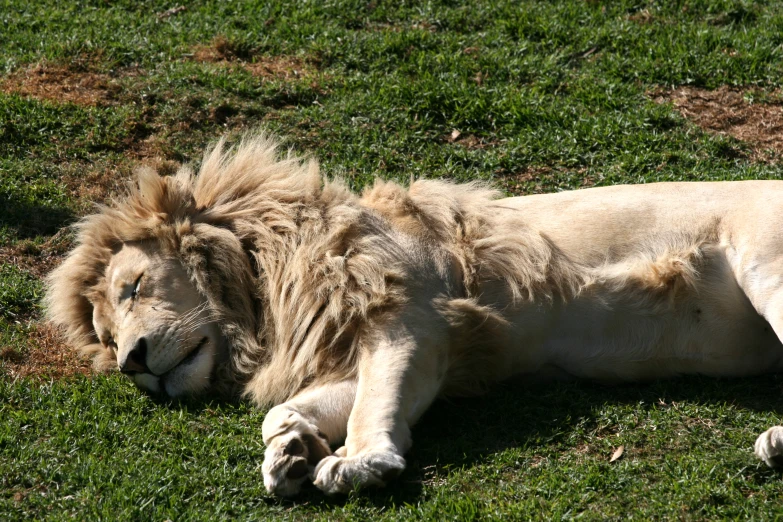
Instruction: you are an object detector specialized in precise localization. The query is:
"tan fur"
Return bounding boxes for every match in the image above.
[44,134,783,496]
[46,135,584,404]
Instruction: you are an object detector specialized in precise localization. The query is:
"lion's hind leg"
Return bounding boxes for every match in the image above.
[755,427,783,468]
[747,287,783,469]
[724,239,783,469]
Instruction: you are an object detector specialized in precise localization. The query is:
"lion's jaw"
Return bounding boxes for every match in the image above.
[92,242,226,398]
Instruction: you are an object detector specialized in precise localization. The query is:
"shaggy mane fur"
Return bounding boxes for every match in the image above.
[46,135,587,405]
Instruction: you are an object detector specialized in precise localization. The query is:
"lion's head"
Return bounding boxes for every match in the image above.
[83,240,226,396]
[44,136,322,399]
[46,135,423,406]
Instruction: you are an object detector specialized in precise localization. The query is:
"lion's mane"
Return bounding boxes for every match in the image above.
[46,135,580,405]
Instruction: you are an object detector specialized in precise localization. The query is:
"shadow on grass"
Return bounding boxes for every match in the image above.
[314,374,783,507]
[140,372,783,507]
[0,197,74,239]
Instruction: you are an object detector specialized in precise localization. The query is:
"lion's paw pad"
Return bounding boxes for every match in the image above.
[262,425,331,497]
[312,451,406,495]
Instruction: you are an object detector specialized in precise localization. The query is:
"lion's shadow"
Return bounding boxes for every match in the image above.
[159,374,783,507]
[288,373,783,507]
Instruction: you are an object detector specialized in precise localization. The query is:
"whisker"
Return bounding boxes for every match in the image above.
[168,302,222,340]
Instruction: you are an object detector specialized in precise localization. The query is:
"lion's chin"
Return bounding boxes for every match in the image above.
[132,373,163,394]
[130,339,217,398]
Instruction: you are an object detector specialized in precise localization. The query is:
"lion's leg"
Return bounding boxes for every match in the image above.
[312,317,447,494]
[741,285,783,467]
[261,379,356,496]
[755,427,783,467]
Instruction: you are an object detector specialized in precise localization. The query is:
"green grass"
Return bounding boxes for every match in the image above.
[0,264,42,320]
[4,375,783,519]
[3,0,783,519]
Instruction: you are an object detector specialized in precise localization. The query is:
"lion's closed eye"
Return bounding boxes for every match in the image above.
[120,274,144,303]
[131,274,143,300]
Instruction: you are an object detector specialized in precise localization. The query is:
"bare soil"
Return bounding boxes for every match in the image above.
[0,230,73,280]
[0,62,124,106]
[653,86,783,161]
[1,322,90,380]
[191,36,318,81]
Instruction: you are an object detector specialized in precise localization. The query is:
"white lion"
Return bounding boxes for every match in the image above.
[45,135,783,496]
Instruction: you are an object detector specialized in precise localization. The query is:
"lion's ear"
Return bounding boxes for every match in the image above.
[180,223,257,320]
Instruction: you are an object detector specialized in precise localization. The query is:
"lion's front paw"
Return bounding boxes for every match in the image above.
[312,450,406,495]
[755,426,783,468]
[262,414,331,497]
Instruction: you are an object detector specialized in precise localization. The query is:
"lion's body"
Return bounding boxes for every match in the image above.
[484,182,783,384]
[44,137,783,496]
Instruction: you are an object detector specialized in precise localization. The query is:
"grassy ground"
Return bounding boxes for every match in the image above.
[3,0,783,519]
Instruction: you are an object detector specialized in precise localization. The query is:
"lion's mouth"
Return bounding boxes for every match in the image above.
[149,336,208,378]
[139,336,210,398]
[172,336,208,372]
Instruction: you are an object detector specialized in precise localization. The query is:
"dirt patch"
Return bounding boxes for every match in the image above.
[497,167,555,195]
[628,9,655,24]
[55,160,126,206]
[1,63,124,106]
[192,35,254,62]
[0,229,75,280]
[652,86,783,161]
[1,322,90,380]
[445,129,501,150]
[2,62,180,174]
[244,56,317,82]
[62,154,177,206]
[62,153,182,206]
[191,37,317,81]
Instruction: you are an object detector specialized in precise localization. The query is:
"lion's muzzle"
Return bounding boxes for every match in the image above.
[119,337,150,374]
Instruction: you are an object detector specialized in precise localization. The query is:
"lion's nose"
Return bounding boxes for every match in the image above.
[119,337,151,374]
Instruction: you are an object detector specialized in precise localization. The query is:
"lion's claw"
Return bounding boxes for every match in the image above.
[313,451,406,495]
